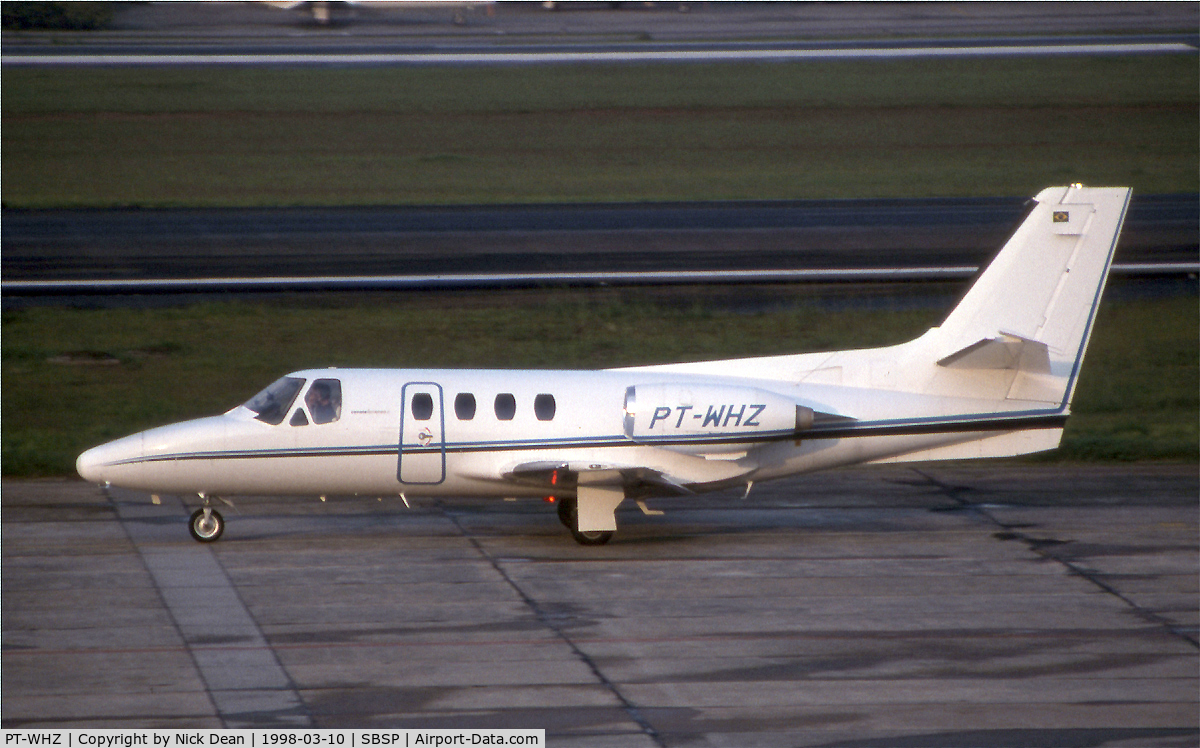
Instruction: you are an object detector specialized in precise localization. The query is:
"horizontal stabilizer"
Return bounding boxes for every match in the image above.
[937,333,1050,372]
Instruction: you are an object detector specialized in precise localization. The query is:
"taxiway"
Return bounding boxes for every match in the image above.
[3,466,1196,745]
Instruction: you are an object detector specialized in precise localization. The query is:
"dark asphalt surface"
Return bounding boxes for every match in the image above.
[3,195,1196,285]
[3,1,1196,45]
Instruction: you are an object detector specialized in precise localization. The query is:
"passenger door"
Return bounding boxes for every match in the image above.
[398,382,445,485]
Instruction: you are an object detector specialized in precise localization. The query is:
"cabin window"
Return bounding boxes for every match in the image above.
[535,394,556,421]
[290,409,309,427]
[306,379,342,425]
[494,393,516,421]
[245,376,305,426]
[411,393,434,421]
[455,393,476,420]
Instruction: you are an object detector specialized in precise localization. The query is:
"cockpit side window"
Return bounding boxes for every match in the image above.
[305,379,342,425]
[245,376,305,425]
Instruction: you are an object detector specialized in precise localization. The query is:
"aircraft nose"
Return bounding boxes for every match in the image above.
[76,433,142,485]
[76,444,108,484]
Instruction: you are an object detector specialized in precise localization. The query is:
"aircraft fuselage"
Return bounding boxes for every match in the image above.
[76,366,1062,500]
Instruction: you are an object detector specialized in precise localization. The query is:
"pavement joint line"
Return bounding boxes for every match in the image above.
[107,487,314,727]
[437,500,667,747]
[907,468,1200,651]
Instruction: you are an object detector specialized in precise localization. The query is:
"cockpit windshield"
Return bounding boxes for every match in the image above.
[244,376,305,425]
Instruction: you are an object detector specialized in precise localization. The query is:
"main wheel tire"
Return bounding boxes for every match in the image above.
[558,498,613,545]
[571,528,614,546]
[189,507,224,543]
[556,498,575,529]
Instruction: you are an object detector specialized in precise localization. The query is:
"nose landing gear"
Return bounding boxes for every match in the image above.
[189,506,224,543]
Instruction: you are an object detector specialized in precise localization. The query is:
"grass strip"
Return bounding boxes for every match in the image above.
[4,56,1197,206]
[3,286,1195,477]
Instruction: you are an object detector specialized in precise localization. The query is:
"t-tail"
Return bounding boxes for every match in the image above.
[930,185,1131,404]
[860,184,1132,462]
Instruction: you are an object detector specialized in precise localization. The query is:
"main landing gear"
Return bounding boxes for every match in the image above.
[189,505,224,543]
[556,497,614,546]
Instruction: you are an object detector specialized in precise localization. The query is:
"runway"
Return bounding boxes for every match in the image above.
[3,1,1197,56]
[4,466,1196,744]
[3,1,1195,67]
[4,196,1196,296]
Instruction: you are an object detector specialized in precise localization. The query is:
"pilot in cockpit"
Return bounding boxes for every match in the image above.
[305,381,341,425]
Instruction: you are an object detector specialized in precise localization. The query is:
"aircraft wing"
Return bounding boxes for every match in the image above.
[503,460,696,498]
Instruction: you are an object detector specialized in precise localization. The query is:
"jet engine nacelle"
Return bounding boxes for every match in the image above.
[623,383,812,454]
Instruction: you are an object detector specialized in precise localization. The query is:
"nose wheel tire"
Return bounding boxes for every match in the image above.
[189,507,225,543]
[556,498,613,546]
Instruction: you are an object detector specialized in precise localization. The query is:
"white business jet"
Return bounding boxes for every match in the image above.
[77,186,1130,545]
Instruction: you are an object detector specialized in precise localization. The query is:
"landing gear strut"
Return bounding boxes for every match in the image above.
[557,497,613,546]
[189,506,224,543]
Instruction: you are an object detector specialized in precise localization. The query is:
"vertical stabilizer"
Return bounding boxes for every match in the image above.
[930,185,1131,407]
